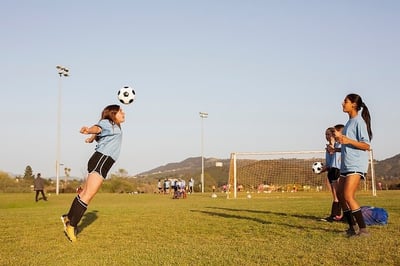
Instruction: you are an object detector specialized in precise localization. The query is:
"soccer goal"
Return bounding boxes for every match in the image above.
[227,150,376,199]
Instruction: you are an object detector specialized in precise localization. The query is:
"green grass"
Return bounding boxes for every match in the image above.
[0,191,399,265]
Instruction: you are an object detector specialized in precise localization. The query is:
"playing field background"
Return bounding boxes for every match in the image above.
[0,191,399,265]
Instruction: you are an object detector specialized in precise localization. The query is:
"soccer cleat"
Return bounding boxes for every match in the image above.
[352,228,370,238]
[320,216,334,222]
[345,228,357,237]
[61,215,77,242]
[345,225,359,237]
[61,215,69,230]
[64,225,77,242]
[333,215,344,222]
[356,231,370,237]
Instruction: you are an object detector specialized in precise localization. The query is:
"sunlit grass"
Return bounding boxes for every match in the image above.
[0,191,399,265]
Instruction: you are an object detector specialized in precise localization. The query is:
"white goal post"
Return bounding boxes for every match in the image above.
[227,150,376,199]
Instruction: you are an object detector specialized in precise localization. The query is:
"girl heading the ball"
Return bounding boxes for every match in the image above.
[61,104,125,242]
[335,93,372,237]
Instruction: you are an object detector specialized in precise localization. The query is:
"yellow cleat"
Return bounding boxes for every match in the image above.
[64,225,77,242]
[61,215,77,242]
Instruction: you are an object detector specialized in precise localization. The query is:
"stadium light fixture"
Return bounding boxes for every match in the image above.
[199,112,208,193]
[56,65,69,195]
[56,65,69,77]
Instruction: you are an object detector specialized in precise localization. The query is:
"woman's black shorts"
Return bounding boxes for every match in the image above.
[327,167,340,184]
[87,151,115,179]
[341,171,366,180]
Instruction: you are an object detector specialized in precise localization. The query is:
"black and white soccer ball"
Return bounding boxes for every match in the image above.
[117,86,135,105]
[312,162,324,174]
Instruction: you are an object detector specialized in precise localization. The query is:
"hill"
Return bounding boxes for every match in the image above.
[138,157,230,176]
[136,157,231,188]
[374,153,400,179]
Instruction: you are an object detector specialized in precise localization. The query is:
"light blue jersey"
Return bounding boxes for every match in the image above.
[341,114,370,173]
[95,119,122,161]
[325,142,341,169]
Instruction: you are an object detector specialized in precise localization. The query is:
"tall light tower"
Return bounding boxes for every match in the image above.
[199,112,208,193]
[56,65,69,195]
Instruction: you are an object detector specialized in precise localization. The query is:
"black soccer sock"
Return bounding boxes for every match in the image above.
[343,209,356,228]
[333,201,341,217]
[330,202,336,217]
[352,208,367,229]
[67,195,88,227]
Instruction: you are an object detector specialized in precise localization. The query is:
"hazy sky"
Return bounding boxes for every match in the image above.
[1,1,399,179]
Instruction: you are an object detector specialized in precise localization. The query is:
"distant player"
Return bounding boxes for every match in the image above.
[33,173,47,202]
[61,104,126,242]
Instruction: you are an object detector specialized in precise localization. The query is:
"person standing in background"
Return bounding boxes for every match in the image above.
[34,173,47,202]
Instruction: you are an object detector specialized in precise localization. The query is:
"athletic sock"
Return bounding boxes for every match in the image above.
[332,201,341,217]
[343,209,356,229]
[330,202,335,217]
[67,195,88,227]
[352,208,367,229]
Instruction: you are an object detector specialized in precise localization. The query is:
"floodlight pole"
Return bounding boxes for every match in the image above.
[56,65,69,195]
[199,112,208,193]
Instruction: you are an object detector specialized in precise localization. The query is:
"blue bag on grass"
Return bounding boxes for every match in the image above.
[361,206,388,226]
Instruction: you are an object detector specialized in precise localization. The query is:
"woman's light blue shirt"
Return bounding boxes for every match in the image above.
[95,119,122,161]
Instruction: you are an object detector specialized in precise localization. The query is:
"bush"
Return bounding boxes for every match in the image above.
[0,172,32,193]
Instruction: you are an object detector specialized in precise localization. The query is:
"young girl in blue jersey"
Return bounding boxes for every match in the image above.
[335,93,372,237]
[322,124,344,222]
[61,104,125,242]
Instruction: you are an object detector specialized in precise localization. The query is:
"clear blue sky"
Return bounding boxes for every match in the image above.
[1,1,399,179]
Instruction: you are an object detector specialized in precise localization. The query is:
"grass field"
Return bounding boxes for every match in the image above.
[0,191,399,266]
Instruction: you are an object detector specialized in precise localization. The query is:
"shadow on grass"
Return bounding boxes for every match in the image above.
[207,207,321,220]
[191,207,344,233]
[191,209,272,225]
[77,210,99,235]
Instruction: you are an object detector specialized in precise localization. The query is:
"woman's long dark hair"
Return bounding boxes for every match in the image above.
[101,104,121,127]
[346,93,373,140]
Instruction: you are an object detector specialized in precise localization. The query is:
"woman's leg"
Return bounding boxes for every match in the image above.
[67,172,103,228]
[79,172,103,204]
[343,174,361,210]
[337,177,356,233]
[344,173,367,234]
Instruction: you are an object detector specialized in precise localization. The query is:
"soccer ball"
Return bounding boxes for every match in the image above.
[312,162,324,174]
[117,86,135,104]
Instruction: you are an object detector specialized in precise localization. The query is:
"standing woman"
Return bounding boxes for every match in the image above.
[335,93,372,237]
[61,104,125,242]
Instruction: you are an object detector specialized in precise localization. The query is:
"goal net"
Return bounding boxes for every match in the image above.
[227,150,376,199]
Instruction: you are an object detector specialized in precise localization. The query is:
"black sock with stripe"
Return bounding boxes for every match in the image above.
[67,195,88,227]
[352,208,366,229]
